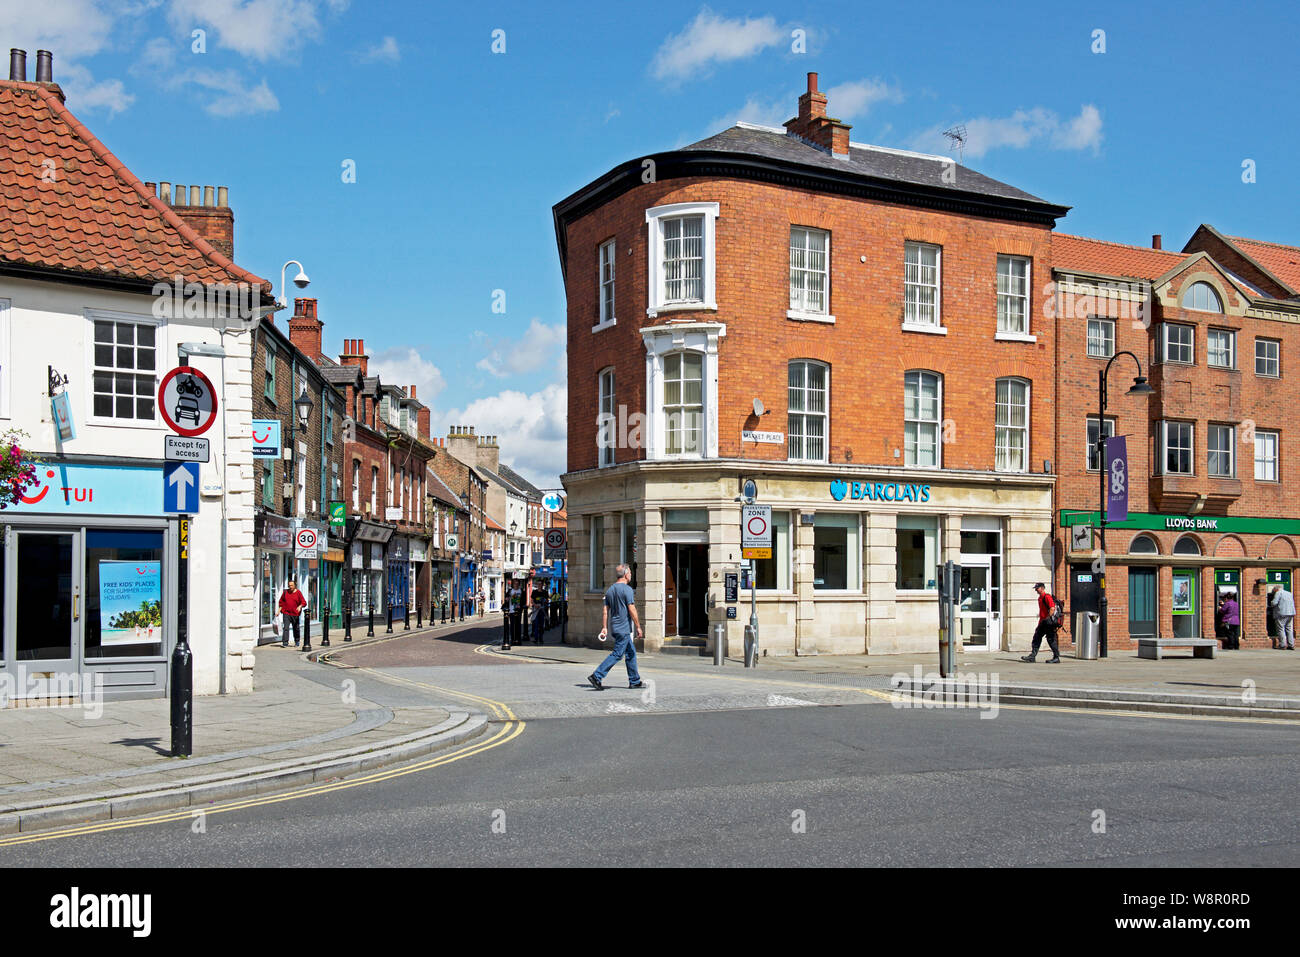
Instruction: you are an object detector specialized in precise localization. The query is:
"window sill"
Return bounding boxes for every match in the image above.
[592,318,617,333]
[786,309,835,324]
[896,590,939,600]
[995,331,1037,343]
[84,416,165,431]
[647,303,718,317]
[901,323,947,336]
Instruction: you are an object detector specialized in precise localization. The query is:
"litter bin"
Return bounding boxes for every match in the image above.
[1075,612,1100,660]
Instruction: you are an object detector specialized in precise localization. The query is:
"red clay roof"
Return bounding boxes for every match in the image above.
[485,516,505,531]
[1227,235,1300,294]
[0,81,269,289]
[1053,233,1189,280]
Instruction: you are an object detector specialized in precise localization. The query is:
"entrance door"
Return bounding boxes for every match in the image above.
[664,543,708,637]
[1128,567,1157,639]
[1171,569,1199,639]
[9,530,81,698]
[664,546,678,637]
[958,562,991,648]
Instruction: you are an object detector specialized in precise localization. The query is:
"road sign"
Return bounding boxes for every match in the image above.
[445,534,459,550]
[1071,524,1093,552]
[158,366,218,437]
[296,528,319,556]
[741,504,772,560]
[251,420,281,458]
[541,491,565,513]
[163,462,200,513]
[328,501,345,530]
[545,528,567,559]
[165,435,210,463]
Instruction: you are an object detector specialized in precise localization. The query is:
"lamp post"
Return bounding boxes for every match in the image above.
[460,493,470,621]
[1096,351,1154,658]
[292,389,314,651]
[278,260,310,309]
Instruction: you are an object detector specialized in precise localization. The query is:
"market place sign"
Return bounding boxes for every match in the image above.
[829,479,932,503]
[1060,510,1300,536]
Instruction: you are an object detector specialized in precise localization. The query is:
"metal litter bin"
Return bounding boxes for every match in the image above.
[1075,612,1100,659]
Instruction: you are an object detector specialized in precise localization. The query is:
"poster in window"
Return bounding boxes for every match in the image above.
[1172,574,1193,613]
[99,560,162,645]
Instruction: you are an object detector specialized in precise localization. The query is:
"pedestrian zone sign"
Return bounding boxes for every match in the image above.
[742,505,772,560]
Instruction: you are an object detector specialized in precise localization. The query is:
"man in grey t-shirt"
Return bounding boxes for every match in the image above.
[589,563,645,690]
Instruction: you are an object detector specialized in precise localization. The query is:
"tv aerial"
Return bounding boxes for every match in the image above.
[942,125,967,164]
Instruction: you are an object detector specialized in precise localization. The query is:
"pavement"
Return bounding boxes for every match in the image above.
[0,616,494,836]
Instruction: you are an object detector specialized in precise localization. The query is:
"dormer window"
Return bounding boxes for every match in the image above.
[1181,281,1222,313]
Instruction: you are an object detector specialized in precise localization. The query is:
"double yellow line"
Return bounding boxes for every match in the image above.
[0,670,523,848]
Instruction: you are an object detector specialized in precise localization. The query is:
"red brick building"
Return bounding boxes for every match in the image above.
[554,74,1069,655]
[1053,230,1300,650]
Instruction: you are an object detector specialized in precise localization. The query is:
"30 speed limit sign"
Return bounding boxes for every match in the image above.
[741,505,772,560]
[545,528,567,558]
[296,528,319,556]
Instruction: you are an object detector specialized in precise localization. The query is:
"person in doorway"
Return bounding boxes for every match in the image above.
[1270,584,1295,650]
[1218,591,1240,650]
[589,564,645,690]
[1021,582,1061,664]
[478,588,485,618]
[278,580,307,648]
[532,586,549,644]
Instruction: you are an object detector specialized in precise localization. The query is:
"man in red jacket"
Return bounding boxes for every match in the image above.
[1021,582,1062,664]
[278,580,308,648]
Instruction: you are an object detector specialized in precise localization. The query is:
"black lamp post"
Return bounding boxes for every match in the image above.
[1096,352,1154,658]
[460,493,470,621]
[292,391,314,651]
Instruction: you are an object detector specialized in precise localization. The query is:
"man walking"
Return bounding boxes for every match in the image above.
[589,563,645,690]
[278,579,307,649]
[1021,582,1061,664]
[1271,584,1295,649]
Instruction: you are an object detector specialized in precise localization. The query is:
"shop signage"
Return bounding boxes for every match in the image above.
[1105,436,1128,523]
[829,479,931,503]
[1062,510,1300,535]
[353,522,394,544]
[328,501,345,530]
[258,513,294,551]
[390,538,408,562]
[482,550,493,561]
[1215,569,1240,586]
[742,430,784,444]
[385,506,403,522]
[52,391,76,441]
[1070,524,1093,552]
[542,491,565,513]
[158,365,218,437]
[10,462,163,516]
[252,420,282,458]
[99,561,162,647]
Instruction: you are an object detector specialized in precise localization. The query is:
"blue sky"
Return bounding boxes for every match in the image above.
[7,0,1299,485]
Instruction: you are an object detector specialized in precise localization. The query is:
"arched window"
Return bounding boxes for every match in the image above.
[1181,281,1222,313]
[1173,536,1202,556]
[1129,534,1159,554]
[904,370,942,467]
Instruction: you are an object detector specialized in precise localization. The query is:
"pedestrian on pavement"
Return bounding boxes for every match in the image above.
[278,580,307,649]
[1270,584,1295,649]
[589,563,645,690]
[532,587,549,644]
[1020,582,1062,664]
[1217,592,1240,650]
[509,584,525,644]
[478,588,486,618]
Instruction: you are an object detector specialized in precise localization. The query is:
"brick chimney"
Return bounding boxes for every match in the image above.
[151,181,235,259]
[446,425,478,465]
[340,338,368,377]
[1152,234,1162,250]
[784,72,852,156]
[289,298,323,362]
[418,407,431,439]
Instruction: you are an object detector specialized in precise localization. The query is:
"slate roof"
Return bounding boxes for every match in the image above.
[683,123,1056,207]
[0,80,269,290]
[1052,234,1189,281]
[426,471,464,509]
[497,463,541,498]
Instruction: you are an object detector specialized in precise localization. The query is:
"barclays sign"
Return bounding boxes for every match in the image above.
[830,479,931,503]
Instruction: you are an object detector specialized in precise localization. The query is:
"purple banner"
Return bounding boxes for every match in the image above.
[1105,436,1129,523]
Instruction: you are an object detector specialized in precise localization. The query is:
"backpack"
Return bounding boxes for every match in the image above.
[1046,593,1065,628]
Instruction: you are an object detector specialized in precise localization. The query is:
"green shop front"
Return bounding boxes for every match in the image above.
[1061,510,1300,649]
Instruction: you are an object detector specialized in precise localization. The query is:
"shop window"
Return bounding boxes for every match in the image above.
[84,529,165,659]
[589,516,604,590]
[813,514,860,591]
[663,508,708,531]
[896,516,938,590]
[754,511,792,591]
[1174,536,1202,556]
[620,512,638,589]
[1129,534,1159,554]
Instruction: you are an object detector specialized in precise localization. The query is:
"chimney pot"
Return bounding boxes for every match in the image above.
[217,186,228,207]
[34,50,52,83]
[1152,234,1162,250]
[204,185,215,207]
[807,71,818,93]
[174,184,186,206]
[9,49,27,82]
[159,181,172,203]
[189,185,200,206]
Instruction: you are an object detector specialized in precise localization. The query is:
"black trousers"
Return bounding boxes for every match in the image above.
[282,614,300,646]
[1030,620,1060,657]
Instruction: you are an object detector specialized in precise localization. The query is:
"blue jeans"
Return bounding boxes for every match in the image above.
[593,631,641,684]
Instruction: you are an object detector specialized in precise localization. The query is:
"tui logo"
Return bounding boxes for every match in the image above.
[829,479,848,502]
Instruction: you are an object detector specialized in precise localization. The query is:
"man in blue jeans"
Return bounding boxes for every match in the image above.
[589,563,645,690]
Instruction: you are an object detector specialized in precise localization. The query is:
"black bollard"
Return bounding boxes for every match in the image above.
[386,595,394,634]
[404,598,410,631]
[502,610,511,651]
[344,592,352,642]
[367,598,375,637]
[302,610,312,653]
[322,602,330,647]
[417,599,422,629]
[170,638,192,758]
[441,600,447,624]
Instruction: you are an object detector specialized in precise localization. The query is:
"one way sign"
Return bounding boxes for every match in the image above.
[164,462,201,514]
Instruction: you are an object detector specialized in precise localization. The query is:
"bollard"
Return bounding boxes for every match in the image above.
[386,598,394,634]
[344,596,352,642]
[404,599,410,631]
[321,602,330,647]
[713,622,726,666]
[367,598,375,637]
[417,599,422,629]
[743,624,757,669]
[302,610,312,653]
[170,638,193,757]
[501,610,511,651]
[441,600,447,624]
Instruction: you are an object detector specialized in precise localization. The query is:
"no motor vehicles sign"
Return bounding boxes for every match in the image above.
[741,505,772,560]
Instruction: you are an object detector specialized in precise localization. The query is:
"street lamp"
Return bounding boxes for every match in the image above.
[459,493,470,620]
[289,388,314,649]
[279,260,310,308]
[1096,351,1154,658]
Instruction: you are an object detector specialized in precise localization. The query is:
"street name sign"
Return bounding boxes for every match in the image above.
[165,435,210,463]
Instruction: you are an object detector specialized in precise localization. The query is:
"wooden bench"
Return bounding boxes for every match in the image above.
[1137,638,1217,660]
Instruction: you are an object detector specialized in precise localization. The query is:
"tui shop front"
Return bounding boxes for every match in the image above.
[1060,510,1300,649]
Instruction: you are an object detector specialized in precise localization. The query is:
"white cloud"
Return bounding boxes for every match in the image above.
[132,37,177,76]
[476,319,566,378]
[909,104,1103,159]
[174,68,279,116]
[0,0,115,59]
[431,382,567,489]
[369,347,446,404]
[708,94,789,132]
[58,62,135,116]
[361,35,400,62]
[824,79,903,119]
[651,7,785,82]
[167,0,341,62]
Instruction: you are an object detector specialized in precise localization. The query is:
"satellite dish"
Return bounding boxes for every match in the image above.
[753,398,765,417]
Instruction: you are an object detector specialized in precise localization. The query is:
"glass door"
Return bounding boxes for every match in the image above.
[958,562,990,648]
[8,530,81,699]
[1128,567,1157,638]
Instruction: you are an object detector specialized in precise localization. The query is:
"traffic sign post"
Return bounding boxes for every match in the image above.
[545,528,567,559]
[296,527,319,557]
[164,462,200,513]
[739,503,771,668]
[165,435,210,463]
[158,366,218,437]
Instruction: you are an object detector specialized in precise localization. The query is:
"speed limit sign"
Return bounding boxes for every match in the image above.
[296,528,319,556]
[545,528,567,558]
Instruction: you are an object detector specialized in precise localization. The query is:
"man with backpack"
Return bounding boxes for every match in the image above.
[1021,582,1062,664]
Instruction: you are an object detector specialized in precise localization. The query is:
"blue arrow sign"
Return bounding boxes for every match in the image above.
[164,462,200,514]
